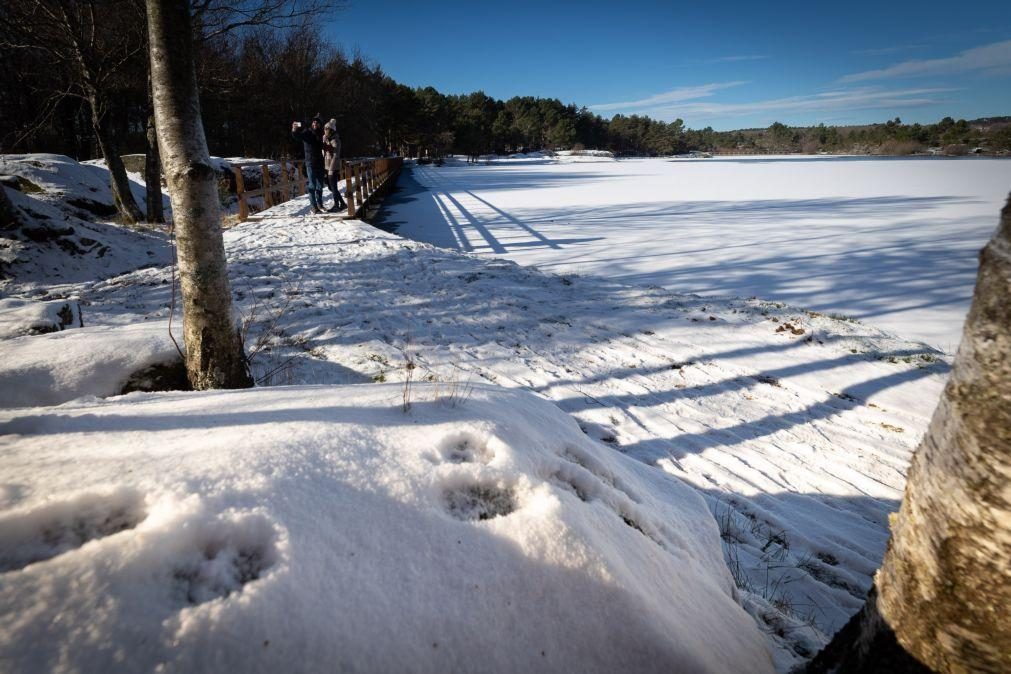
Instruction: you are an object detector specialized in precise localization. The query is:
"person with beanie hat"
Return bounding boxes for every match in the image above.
[291,114,327,214]
[323,119,347,212]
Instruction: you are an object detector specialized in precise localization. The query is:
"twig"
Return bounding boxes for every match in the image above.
[166,218,184,360]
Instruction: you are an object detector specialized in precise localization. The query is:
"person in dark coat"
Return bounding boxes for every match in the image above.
[291,115,326,214]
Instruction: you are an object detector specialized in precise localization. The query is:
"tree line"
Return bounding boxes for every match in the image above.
[3,4,1011,226]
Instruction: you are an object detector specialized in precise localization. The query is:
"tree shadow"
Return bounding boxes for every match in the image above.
[62,216,951,666]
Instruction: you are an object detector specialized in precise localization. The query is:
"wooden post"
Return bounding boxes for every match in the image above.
[346,162,356,217]
[260,164,273,208]
[232,166,248,221]
[280,159,291,203]
[359,160,368,208]
[362,161,369,202]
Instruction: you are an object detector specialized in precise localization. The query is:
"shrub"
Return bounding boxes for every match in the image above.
[877,140,923,156]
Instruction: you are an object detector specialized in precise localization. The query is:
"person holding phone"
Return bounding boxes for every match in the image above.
[291,115,327,214]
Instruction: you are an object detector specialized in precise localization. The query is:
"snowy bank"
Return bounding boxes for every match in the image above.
[1,155,172,291]
[0,319,180,407]
[0,384,773,673]
[1,157,962,669]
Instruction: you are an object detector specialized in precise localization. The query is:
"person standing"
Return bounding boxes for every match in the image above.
[291,115,326,214]
[323,118,347,212]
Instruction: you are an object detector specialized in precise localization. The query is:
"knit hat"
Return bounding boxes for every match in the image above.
[326,118,337,131]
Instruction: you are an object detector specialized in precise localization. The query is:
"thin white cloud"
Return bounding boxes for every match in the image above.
[840,39,1011,83]
[704,55,770,64]
[852,44,924,56]
[594,86,956,123]
[590,81,747,112]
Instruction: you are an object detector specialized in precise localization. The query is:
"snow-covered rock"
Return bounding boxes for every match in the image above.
[0,321,181,407]
[0,297,81,339]
[0,384,775,674]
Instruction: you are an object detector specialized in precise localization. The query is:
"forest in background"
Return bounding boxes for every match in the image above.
[2,2,1010,164]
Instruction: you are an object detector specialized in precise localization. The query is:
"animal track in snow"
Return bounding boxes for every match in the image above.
[0,488,146,573]
[439,432,494,464]
[171,512,281,606]
[443,484,516,521]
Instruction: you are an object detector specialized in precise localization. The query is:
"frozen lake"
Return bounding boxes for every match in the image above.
[378,155,1011,352]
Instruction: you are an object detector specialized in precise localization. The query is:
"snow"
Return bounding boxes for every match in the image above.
[0,152,986,671]
[0,385,773,673]
[380,155,1011,352]
[1,187,171,291]
[0,320,179,407]
[2,154,162,220]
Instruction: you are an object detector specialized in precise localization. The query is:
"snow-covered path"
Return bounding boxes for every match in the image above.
[381,156,1011,351]
[64,209,949,668]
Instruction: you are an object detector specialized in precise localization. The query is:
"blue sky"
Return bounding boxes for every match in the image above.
[326,1,1011,130]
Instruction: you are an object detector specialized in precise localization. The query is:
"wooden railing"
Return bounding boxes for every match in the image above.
[345,157,403,219]
[231,159,307,220]
[232,156,403,221]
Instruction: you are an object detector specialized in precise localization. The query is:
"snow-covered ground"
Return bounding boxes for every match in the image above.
[0,154,983,671]
[380,155,1011,352]
[0,384,773,673]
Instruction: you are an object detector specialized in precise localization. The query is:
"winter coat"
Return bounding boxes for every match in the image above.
[324,130,342,173]
[292,127,326,172]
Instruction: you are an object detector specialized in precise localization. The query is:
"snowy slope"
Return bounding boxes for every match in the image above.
[5,204,951,669]
[0,384,773,674]
[2,154,162,220]
[0,152,972,670]
[1,187,171,291]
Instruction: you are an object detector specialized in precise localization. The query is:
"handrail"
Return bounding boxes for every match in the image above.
[231,159,306,220]
[232,156,403,221]
[343,157,403,219]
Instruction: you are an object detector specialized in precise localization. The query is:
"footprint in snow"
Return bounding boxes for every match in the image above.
[170,511,282,606]
[0,488,147,573]
[438,432,495,465]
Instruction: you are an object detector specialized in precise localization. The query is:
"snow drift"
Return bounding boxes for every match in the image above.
[0,384,774,673]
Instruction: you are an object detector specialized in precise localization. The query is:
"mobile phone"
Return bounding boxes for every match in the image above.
[294,122,302,128]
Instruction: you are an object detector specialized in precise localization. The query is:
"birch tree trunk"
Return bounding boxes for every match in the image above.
[146,0,251,390]
[806,194,1011,673]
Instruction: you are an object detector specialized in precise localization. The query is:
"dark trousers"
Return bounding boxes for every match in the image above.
[305,164,325,210]
[327,171,346,208]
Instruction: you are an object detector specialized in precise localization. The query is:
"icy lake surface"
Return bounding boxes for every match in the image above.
[380,156,1011,352]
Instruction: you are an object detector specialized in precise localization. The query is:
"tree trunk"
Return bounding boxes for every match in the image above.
[806,194,1011,673]
[145,111,165,224]
[88,93,145,225]
[146,0,252,390]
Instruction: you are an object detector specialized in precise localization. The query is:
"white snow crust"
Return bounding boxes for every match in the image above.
[0,320,179,407]
[0,384,773,674]
[2,152,988,671]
